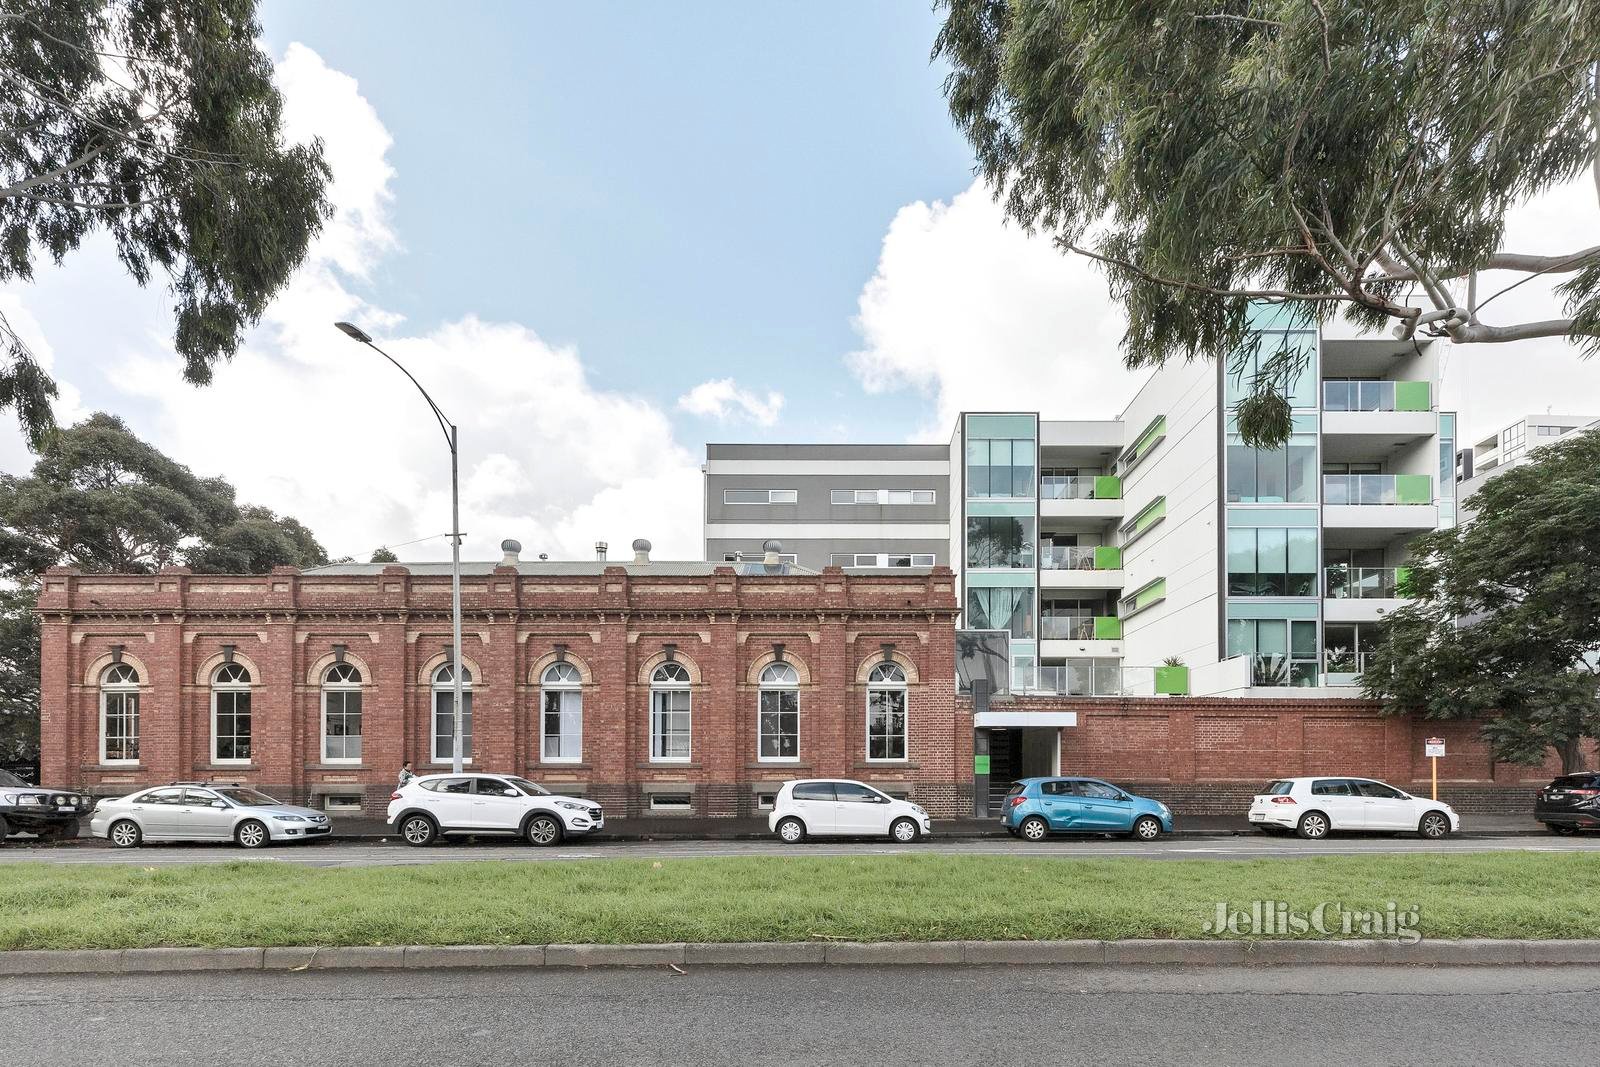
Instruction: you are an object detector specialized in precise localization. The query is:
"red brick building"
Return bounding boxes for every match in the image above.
[37,547,969,817]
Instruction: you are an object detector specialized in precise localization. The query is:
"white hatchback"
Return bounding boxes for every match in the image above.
[388,773,602,846]
[1249,777,1460,839]
[769,779,933,843]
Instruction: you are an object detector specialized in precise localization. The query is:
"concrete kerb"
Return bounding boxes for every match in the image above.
[5,939,1600,975]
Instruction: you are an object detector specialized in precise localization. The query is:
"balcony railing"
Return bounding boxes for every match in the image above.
[1036,663,1125,696]
[1040,475,1122,500]
[1040,545,1122,571]
[1322,380,1432,412]
[1325,566,1410,599]
[1321,651,1375,687]
[1323,473,1433,505]
[1039,614,1122,640]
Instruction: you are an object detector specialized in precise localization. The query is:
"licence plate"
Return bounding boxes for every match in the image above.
[1249,812,1265,821]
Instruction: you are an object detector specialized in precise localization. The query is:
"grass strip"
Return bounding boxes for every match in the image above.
[1,853,1597,950]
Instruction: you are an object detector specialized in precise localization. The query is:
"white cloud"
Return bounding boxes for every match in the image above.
[676,377,785,426]
[846,181,1138,437]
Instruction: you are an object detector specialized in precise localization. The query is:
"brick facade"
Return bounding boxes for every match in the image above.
[37,563,969,818]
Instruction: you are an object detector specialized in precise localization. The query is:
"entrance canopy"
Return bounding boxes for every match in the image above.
[974,711,1078,728]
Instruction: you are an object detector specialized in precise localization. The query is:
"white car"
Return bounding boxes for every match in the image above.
[1249,777,1460,839]
[768,779,932,843]
[388,773,602,846]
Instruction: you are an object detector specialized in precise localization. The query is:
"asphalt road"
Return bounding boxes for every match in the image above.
[3,833,1599,867]
[4,964,1596,1066]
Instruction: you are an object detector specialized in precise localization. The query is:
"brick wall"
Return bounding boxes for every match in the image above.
[37,564,971,817]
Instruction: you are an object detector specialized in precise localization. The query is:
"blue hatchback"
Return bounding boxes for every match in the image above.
[1001,777,1174,841]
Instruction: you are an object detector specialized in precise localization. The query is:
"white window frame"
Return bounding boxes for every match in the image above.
[210,662,253,766]
[431,664,474,765]
[540,662,584,764]
[865,662,909,763]
[829,552,937,569]
[723,488,798,505]
[649,662,692,763]
[723,551,799,564]
[830,488,937,505]
[648,792,693,812]
[756,662,800,764]
[99,663,140,765]
[320,662,364,765]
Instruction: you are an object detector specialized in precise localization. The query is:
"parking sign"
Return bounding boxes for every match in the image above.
[1425,737,1446,758]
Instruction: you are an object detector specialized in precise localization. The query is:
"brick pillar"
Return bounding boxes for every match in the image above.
[257,622,296,797]
[593,617,630,813]
[1167,701,1196,783]
[149,621,184,784]
[38,618,72,786]
[816,615,850,776]
[479,619,519,774]
[705,614,739,816]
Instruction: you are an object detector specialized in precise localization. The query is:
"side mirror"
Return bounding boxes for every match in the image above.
[211,801,227,809]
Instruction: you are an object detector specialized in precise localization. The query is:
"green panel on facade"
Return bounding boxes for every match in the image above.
[1094,545,1123,570]
[1394,380,1431,411]
[967,570,1037,588]
[1093,616,1122,640]
[966,414,1037,439]
[1093,475,1122,499]
[1154,665,1190,696]
[1395,566,1413,595]
[973,754,991,775]
[1395,474,1433,504]
[965,500,1037,517]
[1134,497,1166,532]
[1227,507,1319,528]
[1134,579,1167,609]
[1130,416,1167,459]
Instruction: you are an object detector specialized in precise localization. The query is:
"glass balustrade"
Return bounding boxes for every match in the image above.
[1322,474,1432,505]
[1324,566,1407,599]
[1040,545,1098,570]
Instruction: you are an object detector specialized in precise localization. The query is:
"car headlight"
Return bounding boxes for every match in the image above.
[272,814,307,823]
[556,801,587,811]
[16,794,40,806]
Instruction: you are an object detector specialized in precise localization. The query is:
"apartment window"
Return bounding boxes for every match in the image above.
[866,662,908,761]
[321,662,363,763]
[722,551,798,563]
[723,488,797,504]
[967,587,1035,640]
[648,793,694,812]
[431,663,473,764]
[1323,623,1382,682]
[1226,433,1318,503]
[99,663,140,764]
[211,662,252,764]
[1227,528,1318,596]
[650,662,692,762]
[1537,424,1572,437]
[966,515,1036,568]
[1225,330,1317,409]
[1227,619,1318,687]
[541,662,583,763]
[829,552,936,568]
[757,662,800,762]
[966,438,1035,498]
[830,488,937,505]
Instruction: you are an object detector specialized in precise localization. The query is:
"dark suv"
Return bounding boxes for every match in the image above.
[1535,773,1600,834]
[0,767,92,843]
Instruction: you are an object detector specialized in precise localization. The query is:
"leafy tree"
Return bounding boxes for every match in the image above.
[0,1,330,446]
[935,0,1600,445]
[1362,431,1600,772]
[0,412,328,763]
[370,547,399,563]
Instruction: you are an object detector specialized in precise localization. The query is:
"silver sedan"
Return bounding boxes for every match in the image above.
[90,783,332,849]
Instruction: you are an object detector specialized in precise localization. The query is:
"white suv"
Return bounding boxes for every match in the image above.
[769,779,932,843]
[388,773,602,847]
[1249,777,1459,839]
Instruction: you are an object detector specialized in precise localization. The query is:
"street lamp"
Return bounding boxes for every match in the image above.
[334,321,466,774]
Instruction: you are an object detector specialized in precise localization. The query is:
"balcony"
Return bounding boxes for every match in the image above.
[1324,565,1411,622]
[1321,380,1436,445]
[1321,650,1374,688]
[1039,475,1123,523]
[1322,474,1437,534]
[1322,380,1431,412]
[1039,614,1122,641]
[1028,663,1189,697]
[1039,545,1124,590]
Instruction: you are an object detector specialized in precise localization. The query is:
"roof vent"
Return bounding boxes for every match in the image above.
[499,539,521,567]
[632,538,652,564]
[595,541,608,561]
[763,539,783,566]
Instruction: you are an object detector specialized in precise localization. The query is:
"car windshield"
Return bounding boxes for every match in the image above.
[1264,780,1295,795]
[1552,775,1600,789]
[0,768,27,788]
[503,777,550,796]
[215,787,280,807]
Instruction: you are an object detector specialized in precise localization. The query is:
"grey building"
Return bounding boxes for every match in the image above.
[702,442,952,571]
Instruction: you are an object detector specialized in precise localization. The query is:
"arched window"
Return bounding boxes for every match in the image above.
[321,662,363,763]
[540,661,583,763]
[866,661,907,762]
[649,661,692,762]
[431,663,473,764]
[99,663,140,764]
[211,662,253,764]
[757,661,799,762]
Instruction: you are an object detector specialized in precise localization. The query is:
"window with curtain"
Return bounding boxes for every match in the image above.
[966,586,1034,640]
[321,662,363,762]
[757,662,799,761]
[541,661,583,762]
[100,663,140,763]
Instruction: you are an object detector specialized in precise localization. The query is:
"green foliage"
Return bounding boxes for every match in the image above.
[1363,431,1600,771]
[369,547,399,563]
[935,0,1600,446]
[0,586,39,764]
[0,1,331,443]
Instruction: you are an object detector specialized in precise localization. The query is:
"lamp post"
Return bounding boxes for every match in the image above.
[334,322,466,773]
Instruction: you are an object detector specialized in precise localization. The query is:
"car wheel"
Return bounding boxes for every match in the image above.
[1019,816,1049,842]
[1296,812,1330,839]
[776,817,806,844]
[525,814,563,847]
[235,819,269,849]
[109,819,142,849]
[1131,815,1162,841]
[1417,811,1451,839]
[890,817,920,843]
[44,820,79,842]
[0,813,12,843]
[1546,823,1578,835]
[400,814,437,847]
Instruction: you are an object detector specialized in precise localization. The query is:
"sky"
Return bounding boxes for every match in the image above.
[1,4,1596,565]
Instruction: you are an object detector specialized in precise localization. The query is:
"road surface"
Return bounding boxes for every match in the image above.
[2,833,1597,867]
[3,964,1594,1066]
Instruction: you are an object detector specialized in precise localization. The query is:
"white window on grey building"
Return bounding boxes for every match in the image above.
[829,488,936,505]
[723,488,798,504]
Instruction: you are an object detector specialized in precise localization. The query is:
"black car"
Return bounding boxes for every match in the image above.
[0,767,92,843]
[1535,773,1600,834]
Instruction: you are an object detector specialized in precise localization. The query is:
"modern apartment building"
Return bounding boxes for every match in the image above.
[1456,412,1597,500]
[705,308,1457,698]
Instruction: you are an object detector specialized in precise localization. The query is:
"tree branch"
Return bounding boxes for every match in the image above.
[1060,242,1355,302]
[1451,319,1600,343]
[0,141,107,199]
